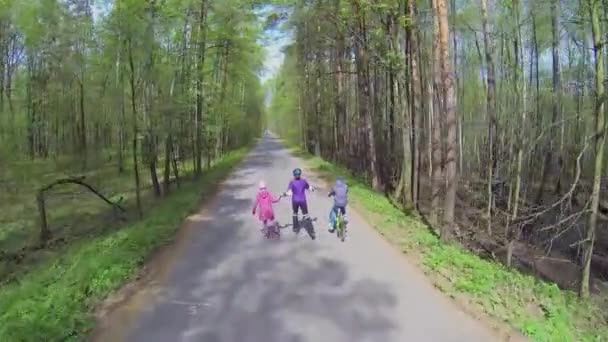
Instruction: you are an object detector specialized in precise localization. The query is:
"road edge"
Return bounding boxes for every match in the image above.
[89,147,255,342]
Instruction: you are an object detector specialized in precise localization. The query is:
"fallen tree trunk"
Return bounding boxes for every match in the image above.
[37,176,126,246]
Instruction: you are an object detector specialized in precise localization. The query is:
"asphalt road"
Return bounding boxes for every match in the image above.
[99,135,502,342]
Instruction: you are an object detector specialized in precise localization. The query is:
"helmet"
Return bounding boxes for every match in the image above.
[259,180,266,189]
[292,168,302,177]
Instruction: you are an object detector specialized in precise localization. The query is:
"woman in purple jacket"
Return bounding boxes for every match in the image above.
[284,168,315,233]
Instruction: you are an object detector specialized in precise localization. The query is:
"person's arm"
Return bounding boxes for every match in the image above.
[328,187,335,197]
[252,196,259,214]
[305,179,314,192]
[272,193,281,203]
[284,181,292,196]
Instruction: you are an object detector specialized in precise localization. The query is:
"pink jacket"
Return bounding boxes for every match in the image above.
[252,189,280,221]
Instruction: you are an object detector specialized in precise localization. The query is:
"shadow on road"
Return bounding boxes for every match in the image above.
[125,182,398,342]
[278,217,318,230]
[289,217,317,240]
[173,218,399,342]
[112,136,401,342]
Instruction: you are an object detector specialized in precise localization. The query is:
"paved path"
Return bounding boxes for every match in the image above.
[96,136,503,342]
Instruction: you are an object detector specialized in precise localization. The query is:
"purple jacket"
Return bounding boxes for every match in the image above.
[288,178,309,203]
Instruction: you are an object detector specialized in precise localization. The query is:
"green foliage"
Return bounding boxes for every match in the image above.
[265,46,301,143]
[0,0,264,278]
[0,0,264,161]
[0,148,249,341]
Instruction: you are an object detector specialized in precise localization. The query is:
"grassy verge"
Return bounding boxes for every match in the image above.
[1,151,206,281]
[290,146,607,342]
[1,149,227,286]
[0,148,249,342]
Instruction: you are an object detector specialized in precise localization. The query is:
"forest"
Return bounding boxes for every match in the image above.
[267,0,608,301]
[1,0,608,339]
[0,0,263,282]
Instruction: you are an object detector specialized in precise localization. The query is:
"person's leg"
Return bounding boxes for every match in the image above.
[292,201,299,231]
[341,206,348,222]
[300,201,315,239]
[269,219,278,236]
[328,206,336,231]
[301,201,310,221]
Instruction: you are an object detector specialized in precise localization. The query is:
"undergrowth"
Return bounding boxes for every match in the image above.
[0,148,248,342]
[0,153,202,262]
[291,146,607,342]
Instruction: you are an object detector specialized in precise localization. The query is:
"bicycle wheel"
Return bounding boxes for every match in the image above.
[263,222,272,239]
[336,213,343,241]
[340,212,347,241]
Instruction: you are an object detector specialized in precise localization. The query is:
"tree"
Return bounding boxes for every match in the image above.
[480,0,496,236]
[580,0,605,298]
[437,0,458,239]
[195,0,208,179]
[1,0,264,257]
[352,0,381,191]
[267,0,608,300]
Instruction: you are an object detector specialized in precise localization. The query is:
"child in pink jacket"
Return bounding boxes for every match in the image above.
[252,181,282,227]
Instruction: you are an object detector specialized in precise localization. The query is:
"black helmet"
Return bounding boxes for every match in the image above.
[293,168,302,177]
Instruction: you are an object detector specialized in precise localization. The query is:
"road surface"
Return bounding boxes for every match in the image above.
[94,135,506,342]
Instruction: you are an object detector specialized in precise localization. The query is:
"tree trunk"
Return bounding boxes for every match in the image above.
[480,0,496,236]
[430,0,444,226]
[172,148,180,188]
[0,40,4,115]
[551,0,563,195]
[37,191,51,245]
[575,34,586,149]
[353,0,381,191]
[78,78,87,169]
[116,40,126,173]
[532,14,541,169]
[581,0,605,298]
[507,0,526,267]
[437,0,457,240]
[332,0,345,161]
[127,38,143,218]
[27,59,35,158]
[194,0,208,179]
[536,0,561,203]
[408,0,422,208]
[163,133,172,195]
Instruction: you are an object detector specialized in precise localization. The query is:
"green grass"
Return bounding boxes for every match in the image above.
[290,145,608,342]
[0,148,248,342]
[0,150,210,281]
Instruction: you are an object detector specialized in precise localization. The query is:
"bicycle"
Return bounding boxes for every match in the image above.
[334,209,346,242]
[261,219,280,240]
